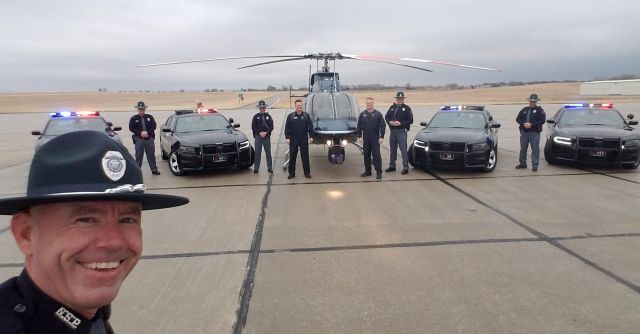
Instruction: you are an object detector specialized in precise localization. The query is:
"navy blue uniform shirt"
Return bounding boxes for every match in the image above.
[0,270,113,334]
[384,103,413,130]
[128,113,157,138]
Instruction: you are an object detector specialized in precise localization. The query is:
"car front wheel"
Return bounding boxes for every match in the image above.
[481,146,497,173]
[169,150,186,176]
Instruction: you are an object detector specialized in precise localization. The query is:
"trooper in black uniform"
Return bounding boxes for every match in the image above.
[284,99,313,179]
[0,131,188,334]
[356,97,386,179]
[516,93,546,172]
[385,91,414,174]
[128,101,160,175]
[251,100,274,174]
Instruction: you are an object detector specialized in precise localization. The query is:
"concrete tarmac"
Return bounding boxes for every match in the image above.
[0,103,639,333]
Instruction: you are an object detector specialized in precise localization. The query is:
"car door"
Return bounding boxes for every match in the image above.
[160,115,176,153]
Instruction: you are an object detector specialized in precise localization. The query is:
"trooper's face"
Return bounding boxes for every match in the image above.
[295,102,303,113]
[12,201,142,318]
[366,99,374,111]
[137,108,146,115]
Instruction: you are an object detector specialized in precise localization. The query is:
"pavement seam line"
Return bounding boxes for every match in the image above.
[230,111,286,334]
[427,170,640,295]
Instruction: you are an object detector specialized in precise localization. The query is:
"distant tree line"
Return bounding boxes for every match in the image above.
[100,74,639,93]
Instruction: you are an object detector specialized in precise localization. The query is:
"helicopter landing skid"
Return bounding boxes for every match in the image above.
[283,150,290,170]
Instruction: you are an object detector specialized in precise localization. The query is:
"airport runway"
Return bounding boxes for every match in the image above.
[1,103,639,333]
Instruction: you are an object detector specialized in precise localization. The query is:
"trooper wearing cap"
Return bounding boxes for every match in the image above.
[129,101,160,175]
[384,91,414,174]
[251,100,274,174]
[0,131,188,333]
[516,94,546,172]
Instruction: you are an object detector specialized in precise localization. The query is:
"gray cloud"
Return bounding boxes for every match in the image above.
[1,0,639,92]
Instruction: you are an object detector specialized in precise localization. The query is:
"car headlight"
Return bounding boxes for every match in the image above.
[469,142,489,151]
[414,139,428,151]
[622,138,639,149]
[553,136,573,146]
[178,145,198,153]
[239,140,250,150]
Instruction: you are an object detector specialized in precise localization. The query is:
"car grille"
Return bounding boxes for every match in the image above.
[429,141,466,152]
[202,143,237,154]
[577,137,619,149]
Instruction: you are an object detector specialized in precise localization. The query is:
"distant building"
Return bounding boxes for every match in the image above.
[580,79,640,96]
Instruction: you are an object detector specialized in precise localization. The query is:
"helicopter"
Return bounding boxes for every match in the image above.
[138,53,498,167]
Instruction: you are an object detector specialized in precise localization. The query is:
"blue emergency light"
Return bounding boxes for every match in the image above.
[441,105,484,111]
[564,103,613,109]
[49,111,100,118]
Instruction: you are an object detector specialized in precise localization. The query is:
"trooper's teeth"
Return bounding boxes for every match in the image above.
[82,261,120,270]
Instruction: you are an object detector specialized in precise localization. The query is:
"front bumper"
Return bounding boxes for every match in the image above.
[548,137,640,165]
[412,141,490,168]
[178,142,253,170]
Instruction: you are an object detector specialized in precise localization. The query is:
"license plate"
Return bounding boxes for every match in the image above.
[440,153,454,160]
[213,154,227,162]
[589,149,606,157]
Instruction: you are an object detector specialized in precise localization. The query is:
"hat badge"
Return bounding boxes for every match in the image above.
[102,151,126,181]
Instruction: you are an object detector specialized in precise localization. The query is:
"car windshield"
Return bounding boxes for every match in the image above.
[428,112,487,129]
[43,117,109,136]
[558,108,625,127]
[176,114,230,132]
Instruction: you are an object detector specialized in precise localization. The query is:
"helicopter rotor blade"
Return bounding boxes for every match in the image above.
[237,57,311,69]
[137,55,309,67]
[349,58,433,72]
[343,54,499,72]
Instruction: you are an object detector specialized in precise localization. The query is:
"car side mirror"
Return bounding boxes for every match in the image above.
[162,128,172,132]
[31,130,42,136]
[107,122,113,126]
[546,119,555,124]
[233,123,241,128]
[112,126,122,131]
[629,120,638,126]
[228,118,234,123]
[420,122,427,127]
[491,123,501,128]
[627,114,635,120]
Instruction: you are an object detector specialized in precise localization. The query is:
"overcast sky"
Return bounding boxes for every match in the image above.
[2,0,639,92]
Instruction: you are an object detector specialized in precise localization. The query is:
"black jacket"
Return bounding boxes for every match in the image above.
[385,103,413,130]
[0,271,114,334]
[516,106,546,133]
[284,111,313,141]
[251,112,274,138]
[356,109,386,140]
[128,113,157,138]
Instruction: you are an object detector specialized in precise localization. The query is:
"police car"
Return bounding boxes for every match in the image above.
[159,109,254,176]
[544,103,639,169]
[409,105,501,172]
[31,111,123,151]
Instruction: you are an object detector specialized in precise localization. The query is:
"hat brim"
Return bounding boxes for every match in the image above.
[0,192,189,215]
[135,105,148,109]
[395,96,405,98]
[528,99,540,102]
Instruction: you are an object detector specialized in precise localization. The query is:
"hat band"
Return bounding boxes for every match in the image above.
[28,183,146,196]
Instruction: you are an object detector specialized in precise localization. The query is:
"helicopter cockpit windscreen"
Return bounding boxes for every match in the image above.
[311,73,341,92]
[307,92,357,120]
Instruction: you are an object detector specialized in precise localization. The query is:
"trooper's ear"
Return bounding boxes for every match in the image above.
[11,211,34,256]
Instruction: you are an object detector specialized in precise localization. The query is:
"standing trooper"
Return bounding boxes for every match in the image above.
[285,99,313,179]
[251,100,274,174]
[357,97,386,179]
[385,91,413,174]
[128,101,160,175]
[516,93,546,172]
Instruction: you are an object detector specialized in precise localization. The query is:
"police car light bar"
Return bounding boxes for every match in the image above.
[564,103,614,109]
[49,111,100,118]
[175,109,196,115]
[440,105,485,111]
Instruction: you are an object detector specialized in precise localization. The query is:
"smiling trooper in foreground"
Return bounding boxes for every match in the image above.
[0,130,189,334]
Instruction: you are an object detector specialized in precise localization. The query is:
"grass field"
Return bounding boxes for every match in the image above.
[1,83,638,113]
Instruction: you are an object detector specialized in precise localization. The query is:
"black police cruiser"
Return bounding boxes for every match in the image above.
[544,103,639,169]
[409,105,501,172]
[159,109,254,175]
[32,111,123,151]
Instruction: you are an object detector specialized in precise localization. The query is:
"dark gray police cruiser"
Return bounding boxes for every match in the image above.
[409,105,501,172]
[32,111,123,152]
[159,109,254,176]
[544,103,639,169]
